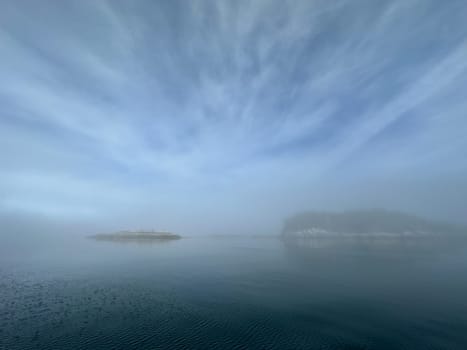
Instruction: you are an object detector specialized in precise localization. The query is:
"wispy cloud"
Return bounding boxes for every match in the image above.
[1,0,466,228]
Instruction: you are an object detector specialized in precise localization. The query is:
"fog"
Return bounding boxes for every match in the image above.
[3,2,467,349]
[1,0,467,238]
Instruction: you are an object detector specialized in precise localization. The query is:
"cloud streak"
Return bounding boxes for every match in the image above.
[1,0,466,231]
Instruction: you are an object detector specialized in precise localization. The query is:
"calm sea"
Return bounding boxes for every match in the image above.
[1,235,467,349]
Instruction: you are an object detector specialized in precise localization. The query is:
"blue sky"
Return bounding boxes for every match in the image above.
[1,0,467,233]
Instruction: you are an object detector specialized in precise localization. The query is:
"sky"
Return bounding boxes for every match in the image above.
[1,0,467,235]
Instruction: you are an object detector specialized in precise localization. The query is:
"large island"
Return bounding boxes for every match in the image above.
[91,230,181,241]
[282,209,465,238]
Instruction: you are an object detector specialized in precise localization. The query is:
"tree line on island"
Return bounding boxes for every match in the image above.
[282,209,466,238]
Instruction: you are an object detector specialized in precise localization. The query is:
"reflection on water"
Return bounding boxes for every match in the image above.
[1,235,467,349]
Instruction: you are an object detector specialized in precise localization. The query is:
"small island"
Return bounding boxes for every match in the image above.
[91,230,181,241]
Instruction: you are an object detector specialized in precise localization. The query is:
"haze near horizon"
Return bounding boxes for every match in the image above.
[1,0,467,235]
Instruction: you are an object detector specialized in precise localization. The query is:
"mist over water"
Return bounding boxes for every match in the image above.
[1,0,467,349]
[2,236,467,349]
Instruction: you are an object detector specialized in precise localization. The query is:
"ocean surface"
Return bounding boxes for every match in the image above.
[1,235,467,349]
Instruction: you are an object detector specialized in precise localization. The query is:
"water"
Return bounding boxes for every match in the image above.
[1,236,467,349]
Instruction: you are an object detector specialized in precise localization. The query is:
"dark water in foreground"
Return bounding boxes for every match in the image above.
[1,236,467,349]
